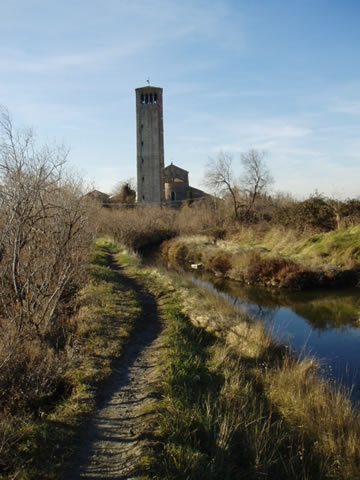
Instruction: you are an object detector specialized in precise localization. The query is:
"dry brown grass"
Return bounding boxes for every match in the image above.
[96,206,178,250]
[163,231,359,290]
[180,283,274,359]
[265,356,360,478]
[172,275,360,479]
[0,240,146,479]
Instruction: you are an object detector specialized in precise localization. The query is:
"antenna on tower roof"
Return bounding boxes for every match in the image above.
[146,77,150,85]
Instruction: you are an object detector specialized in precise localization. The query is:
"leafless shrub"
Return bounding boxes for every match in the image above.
[97,205,177,250]
[0,339,68,415]
[176,200,228,239]
[209,255,232,275]
[0,106,93,369]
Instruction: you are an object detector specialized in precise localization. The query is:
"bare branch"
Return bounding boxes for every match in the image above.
[240,149,274,216]
[0,107,93,366]
[204,152,241,218]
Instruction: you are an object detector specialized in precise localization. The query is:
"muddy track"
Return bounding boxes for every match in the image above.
[65,258,163,479]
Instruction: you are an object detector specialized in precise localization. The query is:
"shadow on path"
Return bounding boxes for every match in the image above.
[65,256,163,480]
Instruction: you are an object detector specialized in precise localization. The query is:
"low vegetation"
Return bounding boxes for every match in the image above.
[2,230,360,478]
[161,228,359,289]
[1,110,359,478]
[0,239,146,479]
[87,179,360,290]
[96,204,178,250]
[141,270,360,479]
[0,105,168,478]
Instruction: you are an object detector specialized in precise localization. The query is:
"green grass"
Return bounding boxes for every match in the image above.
[5,236,360,479]
[142,300,313,479]
[294,225,360,267]
[143,303,236,480]
[236,225,360,268]
[162,226,360,290]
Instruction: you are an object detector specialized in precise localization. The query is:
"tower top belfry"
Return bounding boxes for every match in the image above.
[135,85,165,204]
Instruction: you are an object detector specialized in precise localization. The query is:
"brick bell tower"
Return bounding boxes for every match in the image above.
[135,85,165,204]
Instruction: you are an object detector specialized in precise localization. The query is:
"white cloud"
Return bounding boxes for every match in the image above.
[0,43,148,73]
[209,120,312,151]
[330,100,360,116]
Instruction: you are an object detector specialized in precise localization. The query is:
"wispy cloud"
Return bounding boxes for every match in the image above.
[330,100,360,116]
[209,89,283,99]
[0,43,148,73]
[211,119,312,150]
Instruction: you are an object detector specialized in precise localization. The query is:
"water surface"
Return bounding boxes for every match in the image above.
[141,247,360,402]
[192,273,360,401]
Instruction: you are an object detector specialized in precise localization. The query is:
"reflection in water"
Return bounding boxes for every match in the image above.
[141,247,360,403]
[192,273,360,403]
[206,275,360,330]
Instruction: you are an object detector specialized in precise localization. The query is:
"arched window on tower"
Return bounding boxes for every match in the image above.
[141,92,157,105]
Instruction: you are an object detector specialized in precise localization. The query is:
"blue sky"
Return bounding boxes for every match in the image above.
[1,0,359,198]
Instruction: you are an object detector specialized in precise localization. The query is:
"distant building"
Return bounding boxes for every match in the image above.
[135,85,207,207]
[164,163,207,207]
[84,190,111,208]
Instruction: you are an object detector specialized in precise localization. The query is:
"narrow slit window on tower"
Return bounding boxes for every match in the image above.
[145,94,148,104]
[142,176,144,182]
[141,158,144,164]
[154,93,157,104]
[141,94,145,104]
[142,195,145,200]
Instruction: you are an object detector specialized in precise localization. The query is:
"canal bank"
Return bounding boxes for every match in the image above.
[142,256,360,479]
[141,235,360,402]
[161,233,360,290]
[191,273,360,402]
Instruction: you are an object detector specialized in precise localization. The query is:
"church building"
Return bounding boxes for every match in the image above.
[135,85,206,206]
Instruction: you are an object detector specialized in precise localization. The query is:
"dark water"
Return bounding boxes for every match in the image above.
[192,272,360,402]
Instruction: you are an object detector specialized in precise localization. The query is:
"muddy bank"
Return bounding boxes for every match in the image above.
[161,237,359,290]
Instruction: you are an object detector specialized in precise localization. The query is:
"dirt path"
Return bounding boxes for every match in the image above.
[65,261,163,479]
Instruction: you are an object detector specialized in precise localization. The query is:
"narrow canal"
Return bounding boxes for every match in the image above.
[141,247,360,402]
[192,272,360,402]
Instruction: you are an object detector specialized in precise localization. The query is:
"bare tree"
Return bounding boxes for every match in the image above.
[0,107,93,359]
[240,149,274,217]
[111,177,136,197]
[111,180,136,207]
[204,152,241,218]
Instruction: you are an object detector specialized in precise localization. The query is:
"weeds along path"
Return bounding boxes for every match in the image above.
[66,255,163,480]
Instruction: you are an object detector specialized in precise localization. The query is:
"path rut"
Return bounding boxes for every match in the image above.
[65,262,163,479]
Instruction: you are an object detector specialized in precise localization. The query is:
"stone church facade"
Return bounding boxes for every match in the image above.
[163,163,208,207]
